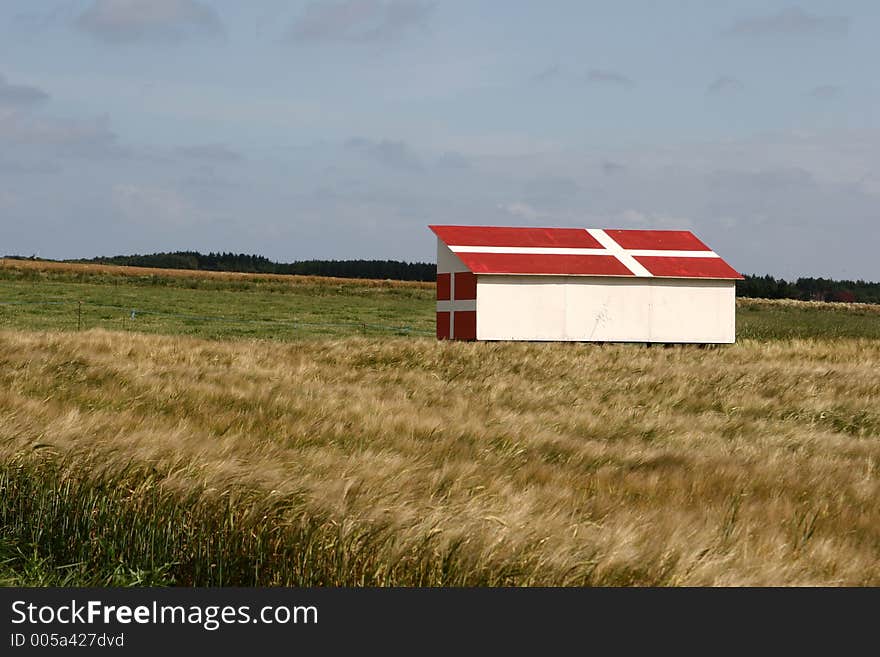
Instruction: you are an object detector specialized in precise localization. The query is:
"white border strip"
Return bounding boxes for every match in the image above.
[586,229,653,277]
[437,300,476,312]
[448,245,719,258]
[626,249,718,258]
[449,246,607,255]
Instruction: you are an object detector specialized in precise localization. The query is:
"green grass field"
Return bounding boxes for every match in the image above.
[2,264,878,341]
[0,265,434,340]
[1,262,878,586]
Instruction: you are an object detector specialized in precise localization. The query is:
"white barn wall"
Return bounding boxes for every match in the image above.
[437,242,469,276]
[476,275,736,343]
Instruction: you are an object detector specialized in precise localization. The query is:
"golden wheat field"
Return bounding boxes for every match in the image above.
[2,326,878,586]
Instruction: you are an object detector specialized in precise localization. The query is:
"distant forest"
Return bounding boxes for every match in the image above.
[10,251,880,303]
[736,274,880,304]
[68,251,436,282]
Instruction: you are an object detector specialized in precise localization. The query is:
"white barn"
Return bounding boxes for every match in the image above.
[430,225,743,344]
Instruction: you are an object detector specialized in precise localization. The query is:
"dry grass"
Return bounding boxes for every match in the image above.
[2,328,878,585]
[738,296,880,315]
[0,258,432,290]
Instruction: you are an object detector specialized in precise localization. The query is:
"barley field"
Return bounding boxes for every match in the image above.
[0,262,878,585]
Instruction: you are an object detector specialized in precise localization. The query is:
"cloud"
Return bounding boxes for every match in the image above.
[176,143,243,163]
[0,158,61,175]
[723,7,849,38]
[586,69,634,87]
[0,189,15,212]
[112,183,206,227]
[287,0,433,44]
[0,112,124,159]
[612,209,694,230]
[345,137,423,172]
[707,75,744,96]
[523,176,580,204]
[531,64,561,84]
[809,85,842,100]
[0,74,127,164]
[496,201,546,221]
[0,74,50,108]
[435,151,470,169]
[76,0,224,44]
[601,160,626,176]
[180,166,240,190]
[13,2,81,32]
[705,167,816,195]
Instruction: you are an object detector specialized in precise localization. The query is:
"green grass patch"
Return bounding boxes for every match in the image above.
[2,267,879,342]
[737,299,880,340]
[0,268,434,340]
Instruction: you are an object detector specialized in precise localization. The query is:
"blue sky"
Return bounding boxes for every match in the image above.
[1,1,878,279]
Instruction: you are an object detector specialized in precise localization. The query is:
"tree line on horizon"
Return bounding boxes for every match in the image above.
[7,251,879,303]
[735,273,880,304]
[67,251,436,282]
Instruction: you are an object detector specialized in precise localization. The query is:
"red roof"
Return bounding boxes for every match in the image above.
[429,225,743,280]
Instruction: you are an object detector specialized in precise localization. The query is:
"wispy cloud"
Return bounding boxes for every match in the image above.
[706,167,815,195]
[112,183,207,227]
[287,0,433,44]
[601,160,626,176]
[176,143,243,163]
[76,0,224,44]
[13,3,81,33]
[531,64,561,84]
[496,201,546,221]
[809,85,842,100]
[0,113,124,159]
[435,151,470,169]
[345,137,423,172]
[180,166,240,190]
[707,75,744,96]
[723,7,849,38]
[586,69,634,87]
[0,158,61,175]
[523,176,580,204]
[0,74,50,108]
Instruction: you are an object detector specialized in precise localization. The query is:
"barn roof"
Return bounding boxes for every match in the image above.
[429,225,743,280]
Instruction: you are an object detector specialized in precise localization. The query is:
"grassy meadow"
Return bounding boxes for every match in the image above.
[0,258,434,340]
[0,260,878,586]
